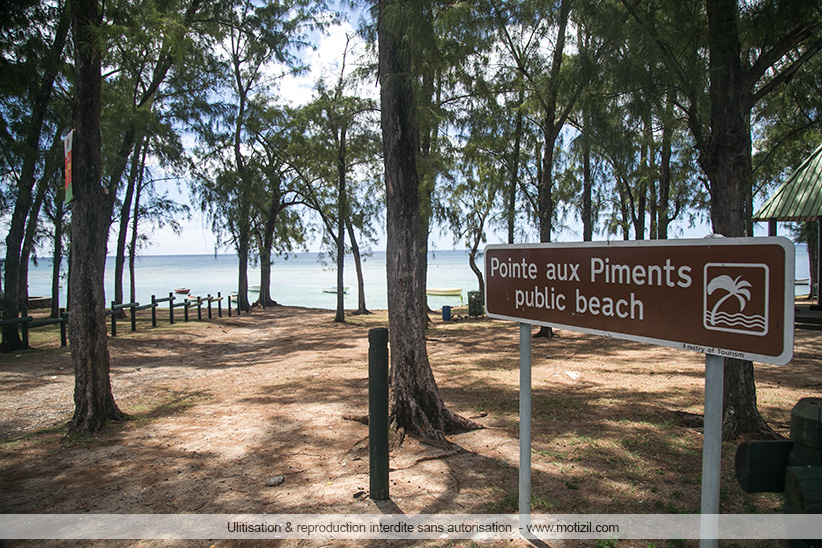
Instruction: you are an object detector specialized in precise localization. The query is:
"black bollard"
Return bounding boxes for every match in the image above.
[59,309,67,347]
[21,307,29,348]
[111,301,117,337]
[368,327,389,501]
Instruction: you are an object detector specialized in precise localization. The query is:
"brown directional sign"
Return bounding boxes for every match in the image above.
[485,237,795,365]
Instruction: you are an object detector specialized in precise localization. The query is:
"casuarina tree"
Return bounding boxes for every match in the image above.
[378,0,478,440]
[68,0,126,434]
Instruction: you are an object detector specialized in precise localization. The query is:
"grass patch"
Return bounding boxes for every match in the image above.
[0,422,69,458]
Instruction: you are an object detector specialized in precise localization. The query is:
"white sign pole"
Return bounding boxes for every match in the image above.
[519,323,532,532]
[699,353,725,548]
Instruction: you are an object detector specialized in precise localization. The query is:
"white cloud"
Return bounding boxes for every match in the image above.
[278,19,372,107]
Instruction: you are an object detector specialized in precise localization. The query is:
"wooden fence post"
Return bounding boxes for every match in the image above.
[169,292,174,324]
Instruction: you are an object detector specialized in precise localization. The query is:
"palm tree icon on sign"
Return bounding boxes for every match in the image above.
[707,275,752,324]
[703,265,769,336]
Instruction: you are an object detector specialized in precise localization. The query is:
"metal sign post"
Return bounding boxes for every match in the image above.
[700,354,724,548]
[519,323,532,531]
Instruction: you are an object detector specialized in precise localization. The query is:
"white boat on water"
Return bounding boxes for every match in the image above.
[427,288,462,297]
[323,287,349,294]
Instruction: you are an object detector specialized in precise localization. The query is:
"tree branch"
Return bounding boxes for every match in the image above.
[751,36,822,105]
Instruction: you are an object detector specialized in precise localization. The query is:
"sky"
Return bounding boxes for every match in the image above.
[136,12,364,256]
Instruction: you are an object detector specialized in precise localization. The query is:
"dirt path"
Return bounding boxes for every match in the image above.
[1,306,820,547]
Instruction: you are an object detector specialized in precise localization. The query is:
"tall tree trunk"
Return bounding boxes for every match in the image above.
[50,186,66,319]
[347,221,370,315]
[379,0,476,439]
[704,0,773,441]
[533,0,571,340]
[616,177,632,240]
[581,114,593,242]
[19,161,53,309]
[335,127,347,323]
[808,221,819,302]
[649,115,661,241]
[538,124,556,244]
[258,190,282,308]
[507,88,524,244]
[69,0,126,434]
[469,239,485,297]
[657,103,673,240]
[257,236,274,308]
[20,130,62,307]
[129,142,149,305]
[236,212,251,313]
[634,124,650,240]
[535,134,555,338]
[115,134,144,310]
[2,2,70,351]
[258,234,273,308]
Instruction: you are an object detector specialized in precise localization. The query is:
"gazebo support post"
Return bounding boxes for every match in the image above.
[813,218,821,311]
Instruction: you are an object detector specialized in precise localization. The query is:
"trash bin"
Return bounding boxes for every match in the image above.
[468,291,483,318]
[442,305,451,321]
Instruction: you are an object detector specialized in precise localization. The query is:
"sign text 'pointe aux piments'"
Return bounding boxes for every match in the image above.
[484,238,795,365]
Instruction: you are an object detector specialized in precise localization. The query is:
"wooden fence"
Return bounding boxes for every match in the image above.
[0,291,247,348]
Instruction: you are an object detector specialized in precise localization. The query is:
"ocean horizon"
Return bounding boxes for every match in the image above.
[23,244,812,312]
[25,249,483,312]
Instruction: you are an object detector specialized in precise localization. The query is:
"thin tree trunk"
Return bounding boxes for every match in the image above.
[581,114,592,242]
[347,221,370,315]
[616,177,632,240]
[1,3,69,351]
[128,176,145,306]
[468,239,485,297]
[657,104,673,240]
[237,213,251,312]
[115,133,144,311]
[258,192,282,308]
[258,243,278,308]
[335,128,347,323]
[50,186,65,319]
[129,196,139,306]
[19,165,52,309]
[69,0,125,434]
[379,0,477,439]
[808,221,819,302]
[507,88,524,244]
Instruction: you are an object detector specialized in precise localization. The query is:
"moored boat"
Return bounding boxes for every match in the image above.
[426,288,462,297]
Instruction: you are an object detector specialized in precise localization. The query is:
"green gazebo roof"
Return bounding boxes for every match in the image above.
[753,143,822,222]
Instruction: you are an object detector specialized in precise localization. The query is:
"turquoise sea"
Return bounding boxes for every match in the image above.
[23,244,812,312]
[24,249,483,311]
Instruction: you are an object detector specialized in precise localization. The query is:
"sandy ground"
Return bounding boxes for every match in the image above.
[1,305,820,548]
